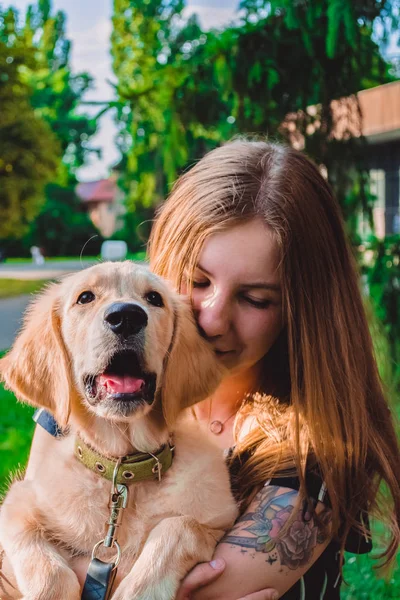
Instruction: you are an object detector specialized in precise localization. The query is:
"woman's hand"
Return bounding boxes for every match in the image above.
[175,559,279,600]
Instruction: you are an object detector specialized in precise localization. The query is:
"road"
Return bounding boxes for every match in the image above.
[0,260,96,280]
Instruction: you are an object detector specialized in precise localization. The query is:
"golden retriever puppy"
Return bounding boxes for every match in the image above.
[0,261,238,600]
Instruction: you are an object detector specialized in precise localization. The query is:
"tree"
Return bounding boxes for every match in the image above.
[110,0,395,228]
[8,0,99,182]
[0,11,60,238]
[110,0,198,249]
[235,1,396,233]
[0,0,101,244]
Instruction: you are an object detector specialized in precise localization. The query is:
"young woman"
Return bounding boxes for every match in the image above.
[10,140,400,598]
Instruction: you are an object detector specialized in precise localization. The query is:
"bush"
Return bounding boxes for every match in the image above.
[363,236,400,393]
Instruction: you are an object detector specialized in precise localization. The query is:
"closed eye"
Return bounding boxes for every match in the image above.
[192,279,210,288]
[242,295,272,309]
[193,280,272,308]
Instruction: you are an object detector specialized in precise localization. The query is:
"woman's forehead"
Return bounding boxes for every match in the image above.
[196,219,281,284]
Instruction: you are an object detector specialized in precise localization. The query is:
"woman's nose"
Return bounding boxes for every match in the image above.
[195,292,231,339]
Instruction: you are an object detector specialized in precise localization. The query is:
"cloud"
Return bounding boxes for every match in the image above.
[70,17,115,101]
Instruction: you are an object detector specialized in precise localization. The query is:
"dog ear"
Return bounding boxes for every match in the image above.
[0,282,72,427]
[162,295,224,428]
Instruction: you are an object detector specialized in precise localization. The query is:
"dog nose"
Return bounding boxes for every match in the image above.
[104,303,148,337]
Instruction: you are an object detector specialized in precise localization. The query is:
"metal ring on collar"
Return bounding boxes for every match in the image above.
[152,462,162,474]
[112,456,123,494]
[91,539,121,569]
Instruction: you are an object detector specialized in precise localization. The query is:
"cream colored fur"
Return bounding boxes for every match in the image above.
[0,262,238,600]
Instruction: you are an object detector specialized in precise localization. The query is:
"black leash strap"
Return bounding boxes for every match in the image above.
[81,461,127,600]
[81,558,117,600]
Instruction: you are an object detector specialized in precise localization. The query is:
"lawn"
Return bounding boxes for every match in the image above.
[4,251,147,263]
[4,256,99,263]
[0,278,50,298]
[0,375,35,496]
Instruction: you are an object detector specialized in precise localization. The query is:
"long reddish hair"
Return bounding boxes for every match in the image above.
[148,139,400,565]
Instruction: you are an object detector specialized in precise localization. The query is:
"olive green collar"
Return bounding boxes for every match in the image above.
[74,435,174,485]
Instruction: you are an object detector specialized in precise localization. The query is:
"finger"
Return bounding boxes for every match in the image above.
[175,559,226,600]
[238,589,279,600]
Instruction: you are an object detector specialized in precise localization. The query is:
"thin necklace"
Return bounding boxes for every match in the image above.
[209,411,237,435]
[208,398,239,435]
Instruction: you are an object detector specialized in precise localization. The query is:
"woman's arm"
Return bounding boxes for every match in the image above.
[176,560,278,600]
[188,484,331,600]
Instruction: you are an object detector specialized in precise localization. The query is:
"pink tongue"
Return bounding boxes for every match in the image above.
[98,374,145,394]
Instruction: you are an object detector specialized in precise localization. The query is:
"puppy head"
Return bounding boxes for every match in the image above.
[0,262,222,428]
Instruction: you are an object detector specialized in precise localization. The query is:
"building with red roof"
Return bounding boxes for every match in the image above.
[76,175,124,238]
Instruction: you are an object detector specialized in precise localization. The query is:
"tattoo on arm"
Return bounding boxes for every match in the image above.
[222,487,327,570]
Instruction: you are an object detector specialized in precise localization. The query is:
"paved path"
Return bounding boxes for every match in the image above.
[0,260,96,280]
[0,295,31,351]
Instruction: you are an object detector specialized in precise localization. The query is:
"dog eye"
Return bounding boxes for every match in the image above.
[145,291,164,308]
[77,291,95,305]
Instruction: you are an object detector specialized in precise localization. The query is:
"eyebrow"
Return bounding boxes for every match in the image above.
[196,264,281,293]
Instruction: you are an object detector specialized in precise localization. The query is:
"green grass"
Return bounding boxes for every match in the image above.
[5,256,98,263]
[0,352,35,496]
[0,279,50,298]
[127,251,147,261]
[4,251,147,263]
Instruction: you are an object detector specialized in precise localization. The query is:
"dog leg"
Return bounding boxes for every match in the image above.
[0,482,80,600]
[112,516,223,600]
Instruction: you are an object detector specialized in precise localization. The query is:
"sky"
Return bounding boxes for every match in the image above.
[8,0,239,181]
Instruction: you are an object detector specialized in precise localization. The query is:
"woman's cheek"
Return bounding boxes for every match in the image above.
[246,308,283,354]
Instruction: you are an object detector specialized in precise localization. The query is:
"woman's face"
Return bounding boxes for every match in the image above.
[189,218,284,376]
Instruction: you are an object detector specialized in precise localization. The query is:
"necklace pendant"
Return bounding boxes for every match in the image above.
[210,420,223,435]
